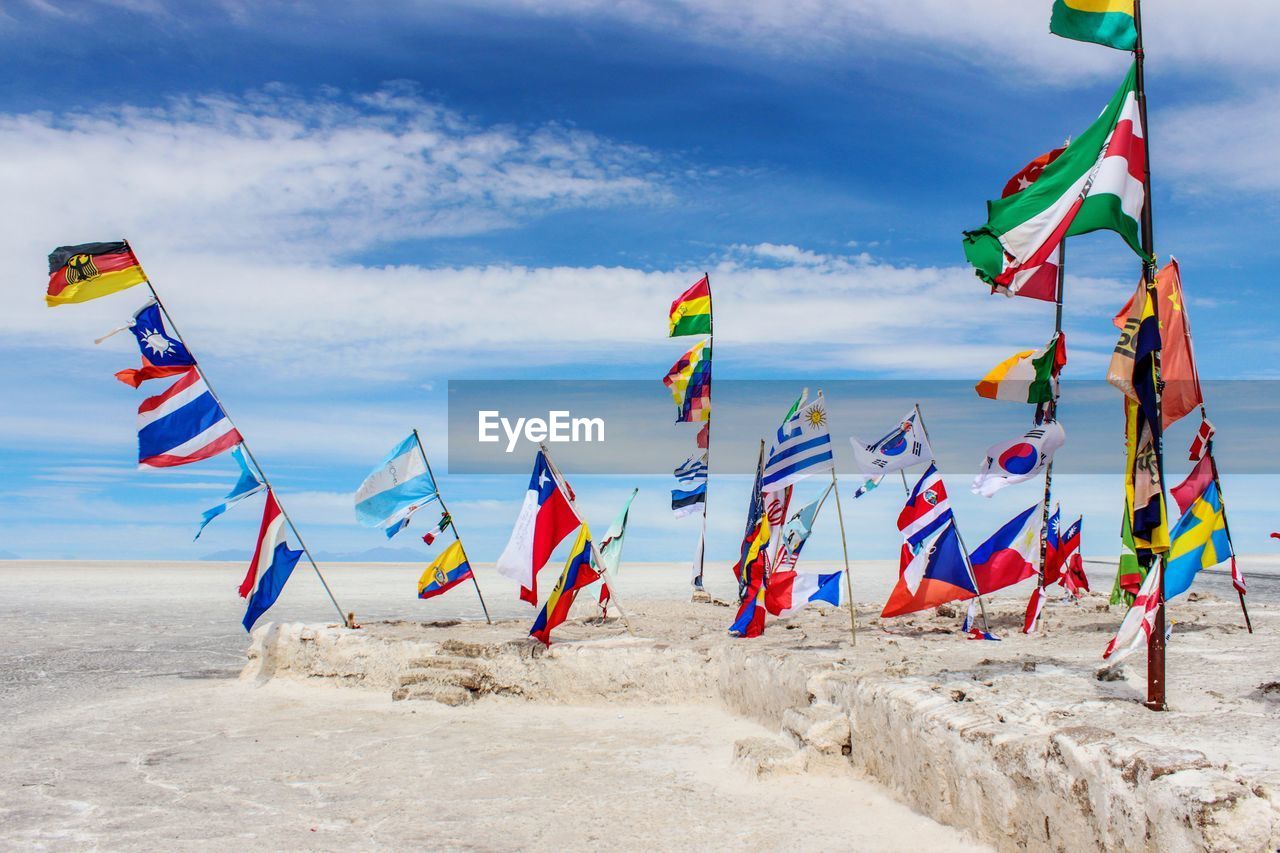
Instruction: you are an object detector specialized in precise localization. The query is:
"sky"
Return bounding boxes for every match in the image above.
[3,1,1279,586]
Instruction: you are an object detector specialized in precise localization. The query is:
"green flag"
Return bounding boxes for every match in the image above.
[1050,0,1137,51]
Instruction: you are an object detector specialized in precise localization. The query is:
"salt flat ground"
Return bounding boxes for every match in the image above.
[0,561,990,852]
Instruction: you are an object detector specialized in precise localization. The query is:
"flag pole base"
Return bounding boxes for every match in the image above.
[690,588,712,604]
[1143,700,1167,712]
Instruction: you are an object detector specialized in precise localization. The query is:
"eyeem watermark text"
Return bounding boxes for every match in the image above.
[477,410,605,453]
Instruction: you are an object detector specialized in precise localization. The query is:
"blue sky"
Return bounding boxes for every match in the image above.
[3,1,1279,582]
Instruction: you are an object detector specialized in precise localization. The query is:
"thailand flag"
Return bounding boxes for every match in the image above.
[969,503,1042,595]
[240,490,304,632]
[765,570,842,618]
[897,464,953,548]
[495,450,580,605]
[137,367,241,469]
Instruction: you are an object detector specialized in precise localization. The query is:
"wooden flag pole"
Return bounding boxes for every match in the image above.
[128,247,349,627]
[538,442,636,637]
[694,271,714,596]
[411,429,492,625]
[818,391,857,645]
[912,403,992,634]
[1133,0,1169,712]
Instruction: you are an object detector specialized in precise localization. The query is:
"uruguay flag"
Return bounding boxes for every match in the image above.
[240,489,304,632]
[969,503,1042,594]
[354,433,439,538]
[137,367,241,469]
[761,392,834,494]
[766,570,842,617]
[496,450,580,605]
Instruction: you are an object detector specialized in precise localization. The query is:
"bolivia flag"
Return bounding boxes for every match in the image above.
[975,333,1067,404]
[669,275,712,337]
[963,64,1147,292]
[47,241,147,307]
[1050,0,1136,51]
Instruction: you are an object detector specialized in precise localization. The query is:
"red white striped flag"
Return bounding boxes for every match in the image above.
[1103,561,1162,662]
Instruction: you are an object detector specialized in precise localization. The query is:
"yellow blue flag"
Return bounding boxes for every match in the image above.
[1164,482,1232,600]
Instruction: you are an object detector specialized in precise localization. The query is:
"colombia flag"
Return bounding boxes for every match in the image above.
[47,241,147,307]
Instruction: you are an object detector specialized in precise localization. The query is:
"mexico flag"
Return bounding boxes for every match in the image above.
[963,64,1148,290]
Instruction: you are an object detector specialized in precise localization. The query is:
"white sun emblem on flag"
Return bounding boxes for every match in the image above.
[803,405,827,430]
[139,328,175,357]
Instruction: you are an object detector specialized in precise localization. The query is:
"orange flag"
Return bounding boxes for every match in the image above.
[1108,259,1202,428]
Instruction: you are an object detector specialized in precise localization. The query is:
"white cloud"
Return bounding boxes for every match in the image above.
[1159,89,1280,197]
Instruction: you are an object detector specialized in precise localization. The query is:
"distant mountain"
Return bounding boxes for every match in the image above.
[0,550,19,560]
[200,546,424,563]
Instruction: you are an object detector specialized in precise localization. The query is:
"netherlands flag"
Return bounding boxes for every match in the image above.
[240,489,303,632]
[137,367,241,469]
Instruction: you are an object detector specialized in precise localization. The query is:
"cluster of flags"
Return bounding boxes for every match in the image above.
[49,241,328,632]
[664,275,714,588]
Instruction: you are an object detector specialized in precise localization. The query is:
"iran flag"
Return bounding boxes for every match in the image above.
[964,63,1147,290]
[495,450,580,605]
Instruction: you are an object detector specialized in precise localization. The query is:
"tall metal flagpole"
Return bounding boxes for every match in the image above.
[538,442,636,637]
[912,403,991,634]
[1132,0,1169,713]
[693,271,713,597]
[1032,245,1068,631]
[127,243,348,627]
[411,429,492,625]
[819,390,857,645]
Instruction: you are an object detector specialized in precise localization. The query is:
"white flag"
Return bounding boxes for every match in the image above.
[850,409,932,476]
[971,421,1065,498]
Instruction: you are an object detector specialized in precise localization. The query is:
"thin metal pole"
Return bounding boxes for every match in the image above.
[1133,0,1167,712]
[912,403,991,633]
[538,443,636,636]
[695,271,713,593]
[1032,242,1068,633]
[412,429,491,624]
[899,469,910,495]
[131,252,348,627]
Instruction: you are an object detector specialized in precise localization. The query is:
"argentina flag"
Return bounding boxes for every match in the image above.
[354,433,439,537]
[761,392,834,494]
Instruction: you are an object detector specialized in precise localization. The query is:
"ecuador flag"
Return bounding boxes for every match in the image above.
[530,525,598,646]
[418,541,474,601]
[47,241,147,307]
[669,275,712,337]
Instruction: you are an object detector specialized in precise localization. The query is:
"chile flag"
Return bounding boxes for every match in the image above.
[495,450,580,605]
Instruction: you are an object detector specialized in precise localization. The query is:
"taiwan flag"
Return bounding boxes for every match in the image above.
[114,301,196,387]
[495,450,580,605]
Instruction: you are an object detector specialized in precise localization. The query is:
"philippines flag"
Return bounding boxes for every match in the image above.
[240,489,304,632]
[765,570,842,618]
[137,367,241,469]
[969,503,1042,594]
[897,464,953,548]
[496,450,580,605]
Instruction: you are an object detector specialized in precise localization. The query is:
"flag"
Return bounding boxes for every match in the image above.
[853,476,883,499]
[46,241,147,307]
[353,434,440,538]
[975,333,1067,404]
[194,446,264,540]
[993,144,1068,301]
[765,571,842,618]
[669,274,712,337]
[1103,561,1162,663]
[1050,0,1136,51]
[137,367,242,469]
[1171,453,1215,517]
[1189,418,1214,461]
[732,449,770,592]
[761,392,834,493]
[897,464,953,549]
[663,339,712,423]
[696,422,709,449]
[971,421,1065,497]
[1044,504,1062,580]
[418,541,474,601]
[596,487,638,610]
[671,452,708,518]
[969,503,1042,595]
[530,526,600,646]
[1125,283,1170,554]
[1165,482,1233,600]
[963,65,1147,291]
[1110,501,1146,605]
[729,574,768,638]
[1023,587,1046,635]
[1059,517,1089,595]
[1109,261,1201,428]
[112,301,196,388]
[496,450,580,605]
[240,489,304,631]
[775,490,826,571]
[881,523,976,618]
[850,409,932,475]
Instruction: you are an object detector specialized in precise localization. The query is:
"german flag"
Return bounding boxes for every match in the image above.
[47,241,147,307]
